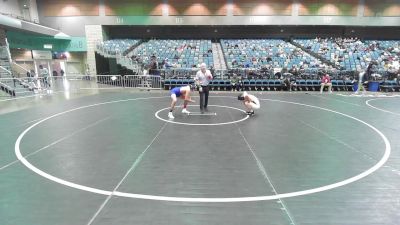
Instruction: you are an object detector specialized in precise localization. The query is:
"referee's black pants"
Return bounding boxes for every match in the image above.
[199,85,209,111]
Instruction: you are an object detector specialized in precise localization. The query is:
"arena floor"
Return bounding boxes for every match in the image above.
[0,90,399,225]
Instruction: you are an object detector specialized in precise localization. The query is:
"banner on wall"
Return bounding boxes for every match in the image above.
[7,31,87,52]
[32,50,52,60]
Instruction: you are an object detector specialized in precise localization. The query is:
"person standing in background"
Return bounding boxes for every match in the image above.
[355,61,374,94]
[195,63,213,113]
[39,65,50,88]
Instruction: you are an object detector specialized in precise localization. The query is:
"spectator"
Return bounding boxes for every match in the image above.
[230,74,241,91]
[283,75,296,91]
[320,73,332,93]
[163,58,172,69]
[149,56,158,75]
[39,65,50,88]
[52,70,58,79]
[355,62,374,94]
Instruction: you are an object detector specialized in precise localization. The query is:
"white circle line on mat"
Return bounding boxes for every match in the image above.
[366,98,400,116]
[155,104,249,126]
[15,97,391,202]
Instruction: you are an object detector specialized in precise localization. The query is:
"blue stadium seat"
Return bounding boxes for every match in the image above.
[336,80,345,91]
[331,80,338,91]
[268,80,276,91]
[262,79,269,90]
[297,80,306,91]
[274,80,283,91]
[164,79,171,90]
[209,80,218,91]
[219,80,227,91]
[305,80,314,91]
[223,80,231,91]
[344,80,353,91]
[176,80,183,86]
[381,80,399,92]
[312,80,321,91]
[243,80,250,91]
[255,79,263,90]
[249,79,256,91]
[170,79,177,88]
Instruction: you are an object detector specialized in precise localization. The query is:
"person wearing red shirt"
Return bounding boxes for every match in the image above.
[320,74,332,93]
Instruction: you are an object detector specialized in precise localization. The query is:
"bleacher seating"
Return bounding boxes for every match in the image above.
[380,80,400,92]
[97,39,140,56]
[294,38,400,73]
[131,39,213,69]
[221,39,323,70]
[96,38,398,93]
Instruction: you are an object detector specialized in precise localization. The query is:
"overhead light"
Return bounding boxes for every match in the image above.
[54,32,71,40]
[44,44,53,49]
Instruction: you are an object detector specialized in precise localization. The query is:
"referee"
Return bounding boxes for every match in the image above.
[195,63,213,113]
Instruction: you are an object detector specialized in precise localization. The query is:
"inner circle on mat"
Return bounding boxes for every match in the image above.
[14,96,391,203]
[366,98,400,116]
[154,104,249,126]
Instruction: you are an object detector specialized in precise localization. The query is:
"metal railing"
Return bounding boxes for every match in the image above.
[116,55,142,73]
[14,74,161,90]
[11,62,30,77]
[90,75,161,89]
[0,65,12,76]
[0,79,16,96]
[0,74,163,97]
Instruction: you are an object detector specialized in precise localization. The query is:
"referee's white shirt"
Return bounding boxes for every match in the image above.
[195,69,212,86]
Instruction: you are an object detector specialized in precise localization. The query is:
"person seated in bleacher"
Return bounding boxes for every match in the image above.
[396,71,400,85]
[320,73,332,93]
[289,65,298,76]
[230,74,241,92]
[283,75,296,91]
[163,58,172,69]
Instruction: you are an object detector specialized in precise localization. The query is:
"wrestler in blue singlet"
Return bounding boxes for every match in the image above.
[170,86,183,97]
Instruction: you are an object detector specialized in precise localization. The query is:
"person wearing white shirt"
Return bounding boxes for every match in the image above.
[194,63,213,113]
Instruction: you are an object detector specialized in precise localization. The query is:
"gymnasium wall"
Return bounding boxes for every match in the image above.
[35,0,400,36]
[0,0,24,18]
[298,0,359,16]
[104,0,163,16]
[233,0,293,16]
[39,0,99,17]
[66,52,86,75]
[106,25,400,40]
[364,0,400,17]
[10,49,32,61]
[168,0,227,16]
[0,0,39,22]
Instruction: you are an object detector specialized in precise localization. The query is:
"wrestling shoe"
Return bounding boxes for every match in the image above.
[182,108,190,114]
